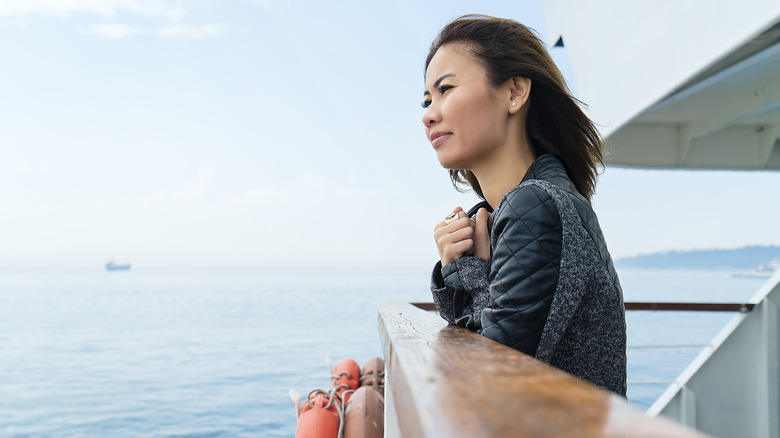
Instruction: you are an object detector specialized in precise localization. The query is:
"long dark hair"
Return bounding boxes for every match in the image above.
[425,15,604,200]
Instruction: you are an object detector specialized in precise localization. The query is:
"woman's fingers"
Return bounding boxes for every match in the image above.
[435,207,465,231]
[441,239,474,265]
[434,211,475,265]
[435,223,474,244]
[434,217,473,244]
[473,207,492,261]
[443,206,464,224]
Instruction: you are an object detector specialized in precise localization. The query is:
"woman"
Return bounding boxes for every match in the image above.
[424,15,627,396]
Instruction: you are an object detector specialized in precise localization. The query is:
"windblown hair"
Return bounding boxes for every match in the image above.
[425,15,604,200]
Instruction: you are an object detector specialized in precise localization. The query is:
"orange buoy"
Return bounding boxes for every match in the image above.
[295,392,340,438]
[332,358,361,403]
[344,386,384,438]
[359,357,385,396]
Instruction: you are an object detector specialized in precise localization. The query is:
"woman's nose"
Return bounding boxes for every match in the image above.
[422,103,440,127]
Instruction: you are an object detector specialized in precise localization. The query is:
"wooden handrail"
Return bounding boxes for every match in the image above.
[410,301,754,312]
[380,301,708,437]
[408,302,437,311]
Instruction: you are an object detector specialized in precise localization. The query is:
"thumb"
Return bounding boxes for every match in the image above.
[474,207,491,261]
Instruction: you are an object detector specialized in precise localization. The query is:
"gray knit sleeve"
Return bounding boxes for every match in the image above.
[430,256,491,330]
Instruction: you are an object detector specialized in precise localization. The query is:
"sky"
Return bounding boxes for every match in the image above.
[1,0,779,269]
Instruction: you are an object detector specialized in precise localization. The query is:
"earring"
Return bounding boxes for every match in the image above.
[512,102,517,107]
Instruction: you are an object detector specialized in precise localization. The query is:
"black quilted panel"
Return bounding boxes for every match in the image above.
[480,185,562,354]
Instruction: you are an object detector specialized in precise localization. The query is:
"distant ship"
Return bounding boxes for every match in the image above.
[730,260,780,278]
[105,261,131,271]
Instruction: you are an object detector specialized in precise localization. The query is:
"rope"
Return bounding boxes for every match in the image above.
[304,384,353,438]
[338,389,356,438]
[358,370,385,392]
[305,387,339,411]
[300,363,385,438]
[358,370,384,383]
[331,370,352,381]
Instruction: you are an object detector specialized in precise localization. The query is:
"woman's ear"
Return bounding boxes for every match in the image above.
[508,77,531,114]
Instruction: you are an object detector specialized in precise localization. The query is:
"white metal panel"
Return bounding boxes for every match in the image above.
[609,124,780,169]
[541,0,780,170]
[647,271,780,437]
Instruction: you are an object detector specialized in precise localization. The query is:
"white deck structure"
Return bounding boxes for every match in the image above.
[541,1,780,436]
[542,0,780,170]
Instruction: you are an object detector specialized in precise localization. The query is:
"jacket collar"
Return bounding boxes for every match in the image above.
[466,154,570,219]
[521,154,567,183]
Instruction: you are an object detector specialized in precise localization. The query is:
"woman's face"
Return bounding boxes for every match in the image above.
[422,43,510,171]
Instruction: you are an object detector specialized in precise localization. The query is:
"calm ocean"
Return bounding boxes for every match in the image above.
[0,266,768,437]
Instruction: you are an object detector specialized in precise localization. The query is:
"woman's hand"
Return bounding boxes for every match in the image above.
[434,207,475,266]
[473,207,491,261]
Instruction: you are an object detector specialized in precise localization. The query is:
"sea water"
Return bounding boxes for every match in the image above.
[0,267,768,436]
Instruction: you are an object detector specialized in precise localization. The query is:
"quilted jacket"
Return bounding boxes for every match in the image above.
[431,154,627,395]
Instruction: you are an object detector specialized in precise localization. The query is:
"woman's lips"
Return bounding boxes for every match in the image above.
[430,132,451,148]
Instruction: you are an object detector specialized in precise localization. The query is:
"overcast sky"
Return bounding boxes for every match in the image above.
[2,0,779,269]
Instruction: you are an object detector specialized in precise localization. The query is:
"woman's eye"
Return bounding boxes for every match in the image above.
[421,84,452,108]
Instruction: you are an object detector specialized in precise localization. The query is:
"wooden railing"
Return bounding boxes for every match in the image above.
[379,301,708,438]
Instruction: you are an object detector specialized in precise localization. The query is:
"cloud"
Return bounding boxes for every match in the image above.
[148,166,216,203]
[80,23,143,38]
[249,0,273,10]
[223,186,285,204]
[77,22,222,39]
[0,161,51,177]
[0,0,188,21]
[1,1,223,39]
[157,23,222,38]
[145,169,371,212]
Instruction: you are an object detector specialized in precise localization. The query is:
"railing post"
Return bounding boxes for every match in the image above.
[758,297,779,438]
[679,386,696,429]
[384,364,401,438]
